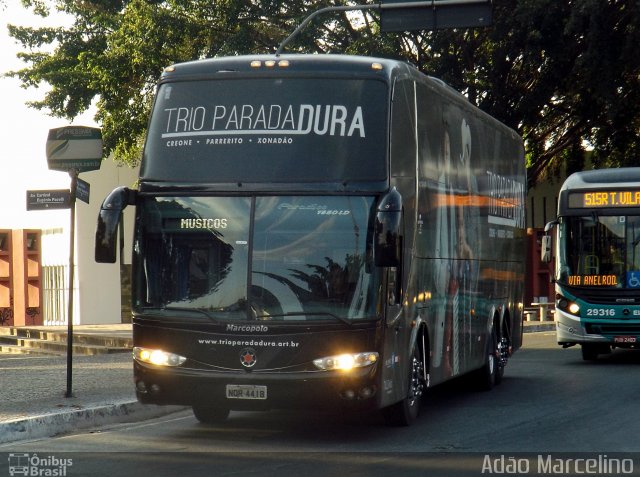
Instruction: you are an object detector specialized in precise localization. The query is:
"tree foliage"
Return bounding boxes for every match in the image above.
[6,0,640,184]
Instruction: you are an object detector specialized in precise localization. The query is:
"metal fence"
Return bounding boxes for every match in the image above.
[42,264,68,325]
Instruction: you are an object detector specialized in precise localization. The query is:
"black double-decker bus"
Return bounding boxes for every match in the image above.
[96,54,526,425]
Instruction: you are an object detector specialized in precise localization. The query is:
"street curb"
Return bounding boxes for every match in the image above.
[523,322,556,333]
[0,401,186,445]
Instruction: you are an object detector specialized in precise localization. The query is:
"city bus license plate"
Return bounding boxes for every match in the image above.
[613,336,637,344]
[226,385,267,400]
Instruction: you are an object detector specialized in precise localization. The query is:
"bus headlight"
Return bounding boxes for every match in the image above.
[313,352,378,371]
[134,347,187,367]
[556,295,580,316]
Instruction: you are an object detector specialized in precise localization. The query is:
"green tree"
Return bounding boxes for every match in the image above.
[6,0,640,184]
[385,0,640,184]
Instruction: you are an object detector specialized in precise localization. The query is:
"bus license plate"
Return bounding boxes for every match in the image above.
[614,336,637,344]
[226,385,267,400]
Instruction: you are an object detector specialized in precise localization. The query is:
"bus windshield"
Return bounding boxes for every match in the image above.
[132,195,378,322]
[557,214,640,289]
[141,78,387,183]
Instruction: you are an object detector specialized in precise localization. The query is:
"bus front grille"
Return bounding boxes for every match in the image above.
[585,324,640,335]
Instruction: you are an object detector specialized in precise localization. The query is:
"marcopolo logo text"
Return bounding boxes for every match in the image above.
[226,324,269,333]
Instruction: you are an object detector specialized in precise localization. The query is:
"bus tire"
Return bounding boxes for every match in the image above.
[382,343,425,426]
[192,404,230,424]
[581,344,598,361]
[494,321,509,386]
[476,324,500,391]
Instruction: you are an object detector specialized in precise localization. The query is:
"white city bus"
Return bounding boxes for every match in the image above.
[543,168,640,360]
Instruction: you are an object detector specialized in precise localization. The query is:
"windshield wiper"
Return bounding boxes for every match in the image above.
[140,306,219,323]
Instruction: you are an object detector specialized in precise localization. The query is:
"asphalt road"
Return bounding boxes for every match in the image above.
[3,332,640,477]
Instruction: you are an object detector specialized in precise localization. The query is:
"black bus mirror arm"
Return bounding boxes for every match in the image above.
[544,220,558,233]
[95,187,137,264]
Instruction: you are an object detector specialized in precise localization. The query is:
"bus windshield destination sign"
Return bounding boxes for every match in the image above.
[568,190,640,209]
[567,274,618,286]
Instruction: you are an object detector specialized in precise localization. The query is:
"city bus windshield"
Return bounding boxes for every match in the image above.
[132,196,379,322]
[141,78,387,183]
[557,215,640,289]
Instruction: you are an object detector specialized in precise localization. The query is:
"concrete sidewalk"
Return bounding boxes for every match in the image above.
[0,324,184,445]
[0,321,555,445]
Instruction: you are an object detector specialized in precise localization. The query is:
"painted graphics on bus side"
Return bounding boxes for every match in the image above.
[415,110,525,382]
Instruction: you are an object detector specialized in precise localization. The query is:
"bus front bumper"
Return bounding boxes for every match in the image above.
[556,310,601,345]
[133,361,381,412]
[556,310,640,347]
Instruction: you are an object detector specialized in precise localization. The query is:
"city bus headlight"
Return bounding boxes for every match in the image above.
[313,352,378,371]
[134,347,187,367]
[556,295,580,316]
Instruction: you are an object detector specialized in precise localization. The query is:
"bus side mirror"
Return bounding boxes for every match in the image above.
[95,187,136,263]
[541,235,552,263]
[374,188,402,268]
[541,220,557,263]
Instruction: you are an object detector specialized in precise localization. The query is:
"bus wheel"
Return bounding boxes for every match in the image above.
[382,344,425,426]
[581,343,602,361]
[494,326,508,386]
[476,324,501,391]
[192,405,230,424]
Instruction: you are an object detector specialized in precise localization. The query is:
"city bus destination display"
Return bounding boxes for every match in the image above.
[567,274,618,286]
[568,190,640,209]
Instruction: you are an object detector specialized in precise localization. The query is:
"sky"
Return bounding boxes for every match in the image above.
[0,0,96,229]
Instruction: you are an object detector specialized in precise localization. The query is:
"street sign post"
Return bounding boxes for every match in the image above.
[76,177,90,204]
[276,0,492,55]
[65,169,78,398]
[26,189,71,211]
[46,126,103,173]
[380,0,492,32]
[44,125,103,398]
